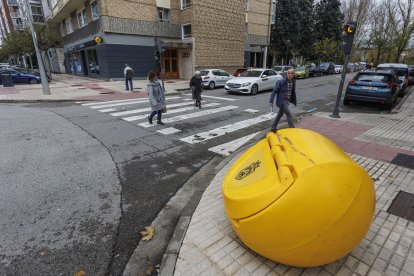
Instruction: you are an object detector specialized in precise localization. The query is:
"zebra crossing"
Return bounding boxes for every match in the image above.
[78,96,274,156]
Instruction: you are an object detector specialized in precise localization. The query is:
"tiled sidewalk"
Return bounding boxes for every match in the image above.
[174,92,414,275]
[0,74,190,102]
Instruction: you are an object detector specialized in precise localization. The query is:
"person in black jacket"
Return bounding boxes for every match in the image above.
[124,64,134,91]
[190,71,203,108]
[269,69,297,132]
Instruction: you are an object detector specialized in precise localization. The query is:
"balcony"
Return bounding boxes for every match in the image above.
[33,15,45,23]
[62,17,102,45]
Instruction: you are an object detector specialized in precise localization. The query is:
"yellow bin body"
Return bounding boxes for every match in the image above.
[222,128,375,267]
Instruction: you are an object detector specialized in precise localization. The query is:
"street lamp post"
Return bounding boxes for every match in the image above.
[285,39,290,66]
[24,0,50,95]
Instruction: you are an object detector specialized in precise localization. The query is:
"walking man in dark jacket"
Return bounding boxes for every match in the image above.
[124,64,134,91]
[190,71,203,108]
[269,68,297,132]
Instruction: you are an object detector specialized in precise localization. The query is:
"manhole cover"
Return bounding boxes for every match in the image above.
[391,153,414,169]
[387,191,414,222]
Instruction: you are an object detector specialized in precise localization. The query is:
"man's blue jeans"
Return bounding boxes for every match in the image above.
[125,78,133,90]
[271,101,295,131]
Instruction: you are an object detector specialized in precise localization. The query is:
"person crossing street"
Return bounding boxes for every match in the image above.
[190,71,203,109]
[269,68,297,132]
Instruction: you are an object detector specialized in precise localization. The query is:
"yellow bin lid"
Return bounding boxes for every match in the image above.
[223,129,354,220]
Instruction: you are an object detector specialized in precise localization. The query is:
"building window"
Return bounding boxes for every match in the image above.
[31,4,44,22]
[91,1,99,21]
[182,24,191,39]
[181,0,191,10]
[158,8,170,23]
[77,8,88,28]
[65,18,73,34]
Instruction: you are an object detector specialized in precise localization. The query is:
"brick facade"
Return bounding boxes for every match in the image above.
[49,0,272,79]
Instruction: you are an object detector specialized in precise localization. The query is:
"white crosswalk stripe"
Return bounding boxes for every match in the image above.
[78,97,269,157]
[208,132,260,156]
[122,103,221,122]
[81,98,144,106]
[110,101,202,117]
[201,95,237,101]
[90,96,180,109]
[138,105,238,128]
[180,113,273,144]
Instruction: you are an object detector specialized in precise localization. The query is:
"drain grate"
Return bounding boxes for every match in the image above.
[390,153,414,169]
[387,191,414,222]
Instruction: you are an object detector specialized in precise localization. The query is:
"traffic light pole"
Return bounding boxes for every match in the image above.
[155,37,165,90]
[331,21,357,118]
[331,53,350,118]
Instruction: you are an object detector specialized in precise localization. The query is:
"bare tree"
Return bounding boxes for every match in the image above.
[341,0,374,61]
[387,0,414,62]
[367,0,395,65]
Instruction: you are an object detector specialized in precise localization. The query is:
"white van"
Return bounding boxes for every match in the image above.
[376,63,409,95]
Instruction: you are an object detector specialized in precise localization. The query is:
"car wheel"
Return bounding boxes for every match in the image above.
[251,84,258,95]
[343,97,350,105]
[227,91,232,94]
[29,78,38,84]
[208,81,215,90]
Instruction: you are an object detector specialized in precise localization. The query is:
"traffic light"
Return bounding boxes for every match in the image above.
[154,50,161,61]
[343,22,357,35]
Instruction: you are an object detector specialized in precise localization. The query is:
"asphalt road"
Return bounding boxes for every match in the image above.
[0,73,407,276]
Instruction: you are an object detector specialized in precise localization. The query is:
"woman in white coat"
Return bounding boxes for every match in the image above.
[147,71,166,125]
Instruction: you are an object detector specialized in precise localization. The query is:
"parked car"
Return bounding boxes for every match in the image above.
[343,70,401,108]
[13,67,51,82]
[224,68,282,95]
[0,68,41,84]
[233,68,248,77]
[334,65,343,74]
[319,62,335,75]
[294,66,310,79]
[408,65,414,85]
[308,64,322,77]
[376,63,409,95]
[199,69,233,89]
[272,65,293,78]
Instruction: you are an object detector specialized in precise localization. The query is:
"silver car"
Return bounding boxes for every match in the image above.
[200,69,233,89]
[272,65,293,78]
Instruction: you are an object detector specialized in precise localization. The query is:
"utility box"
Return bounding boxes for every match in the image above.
[1,74,14,87]
[222,128,375,267]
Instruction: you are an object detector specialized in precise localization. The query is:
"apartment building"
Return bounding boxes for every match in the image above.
[44,0,274,79]
[0,0,45,40]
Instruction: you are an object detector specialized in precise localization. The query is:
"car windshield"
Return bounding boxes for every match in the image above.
[296,67,306,71]
[273,66,283,71]
[335,65,342,68]
[240,70,262,77]
[377,67,407,76]
[199,71,209,76]
[355,73,391,83]
[320,63,329,67]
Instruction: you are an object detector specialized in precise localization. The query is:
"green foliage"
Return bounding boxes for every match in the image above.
[314,38,340,62]
[0,23,61,61]
[314,0,344,41]
[270,0,343,64]
[270,0,302,63]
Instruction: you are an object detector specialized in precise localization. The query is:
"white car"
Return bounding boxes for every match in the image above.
[224,69,282,95]
[199,69,233,89]
[334,65,343,74]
